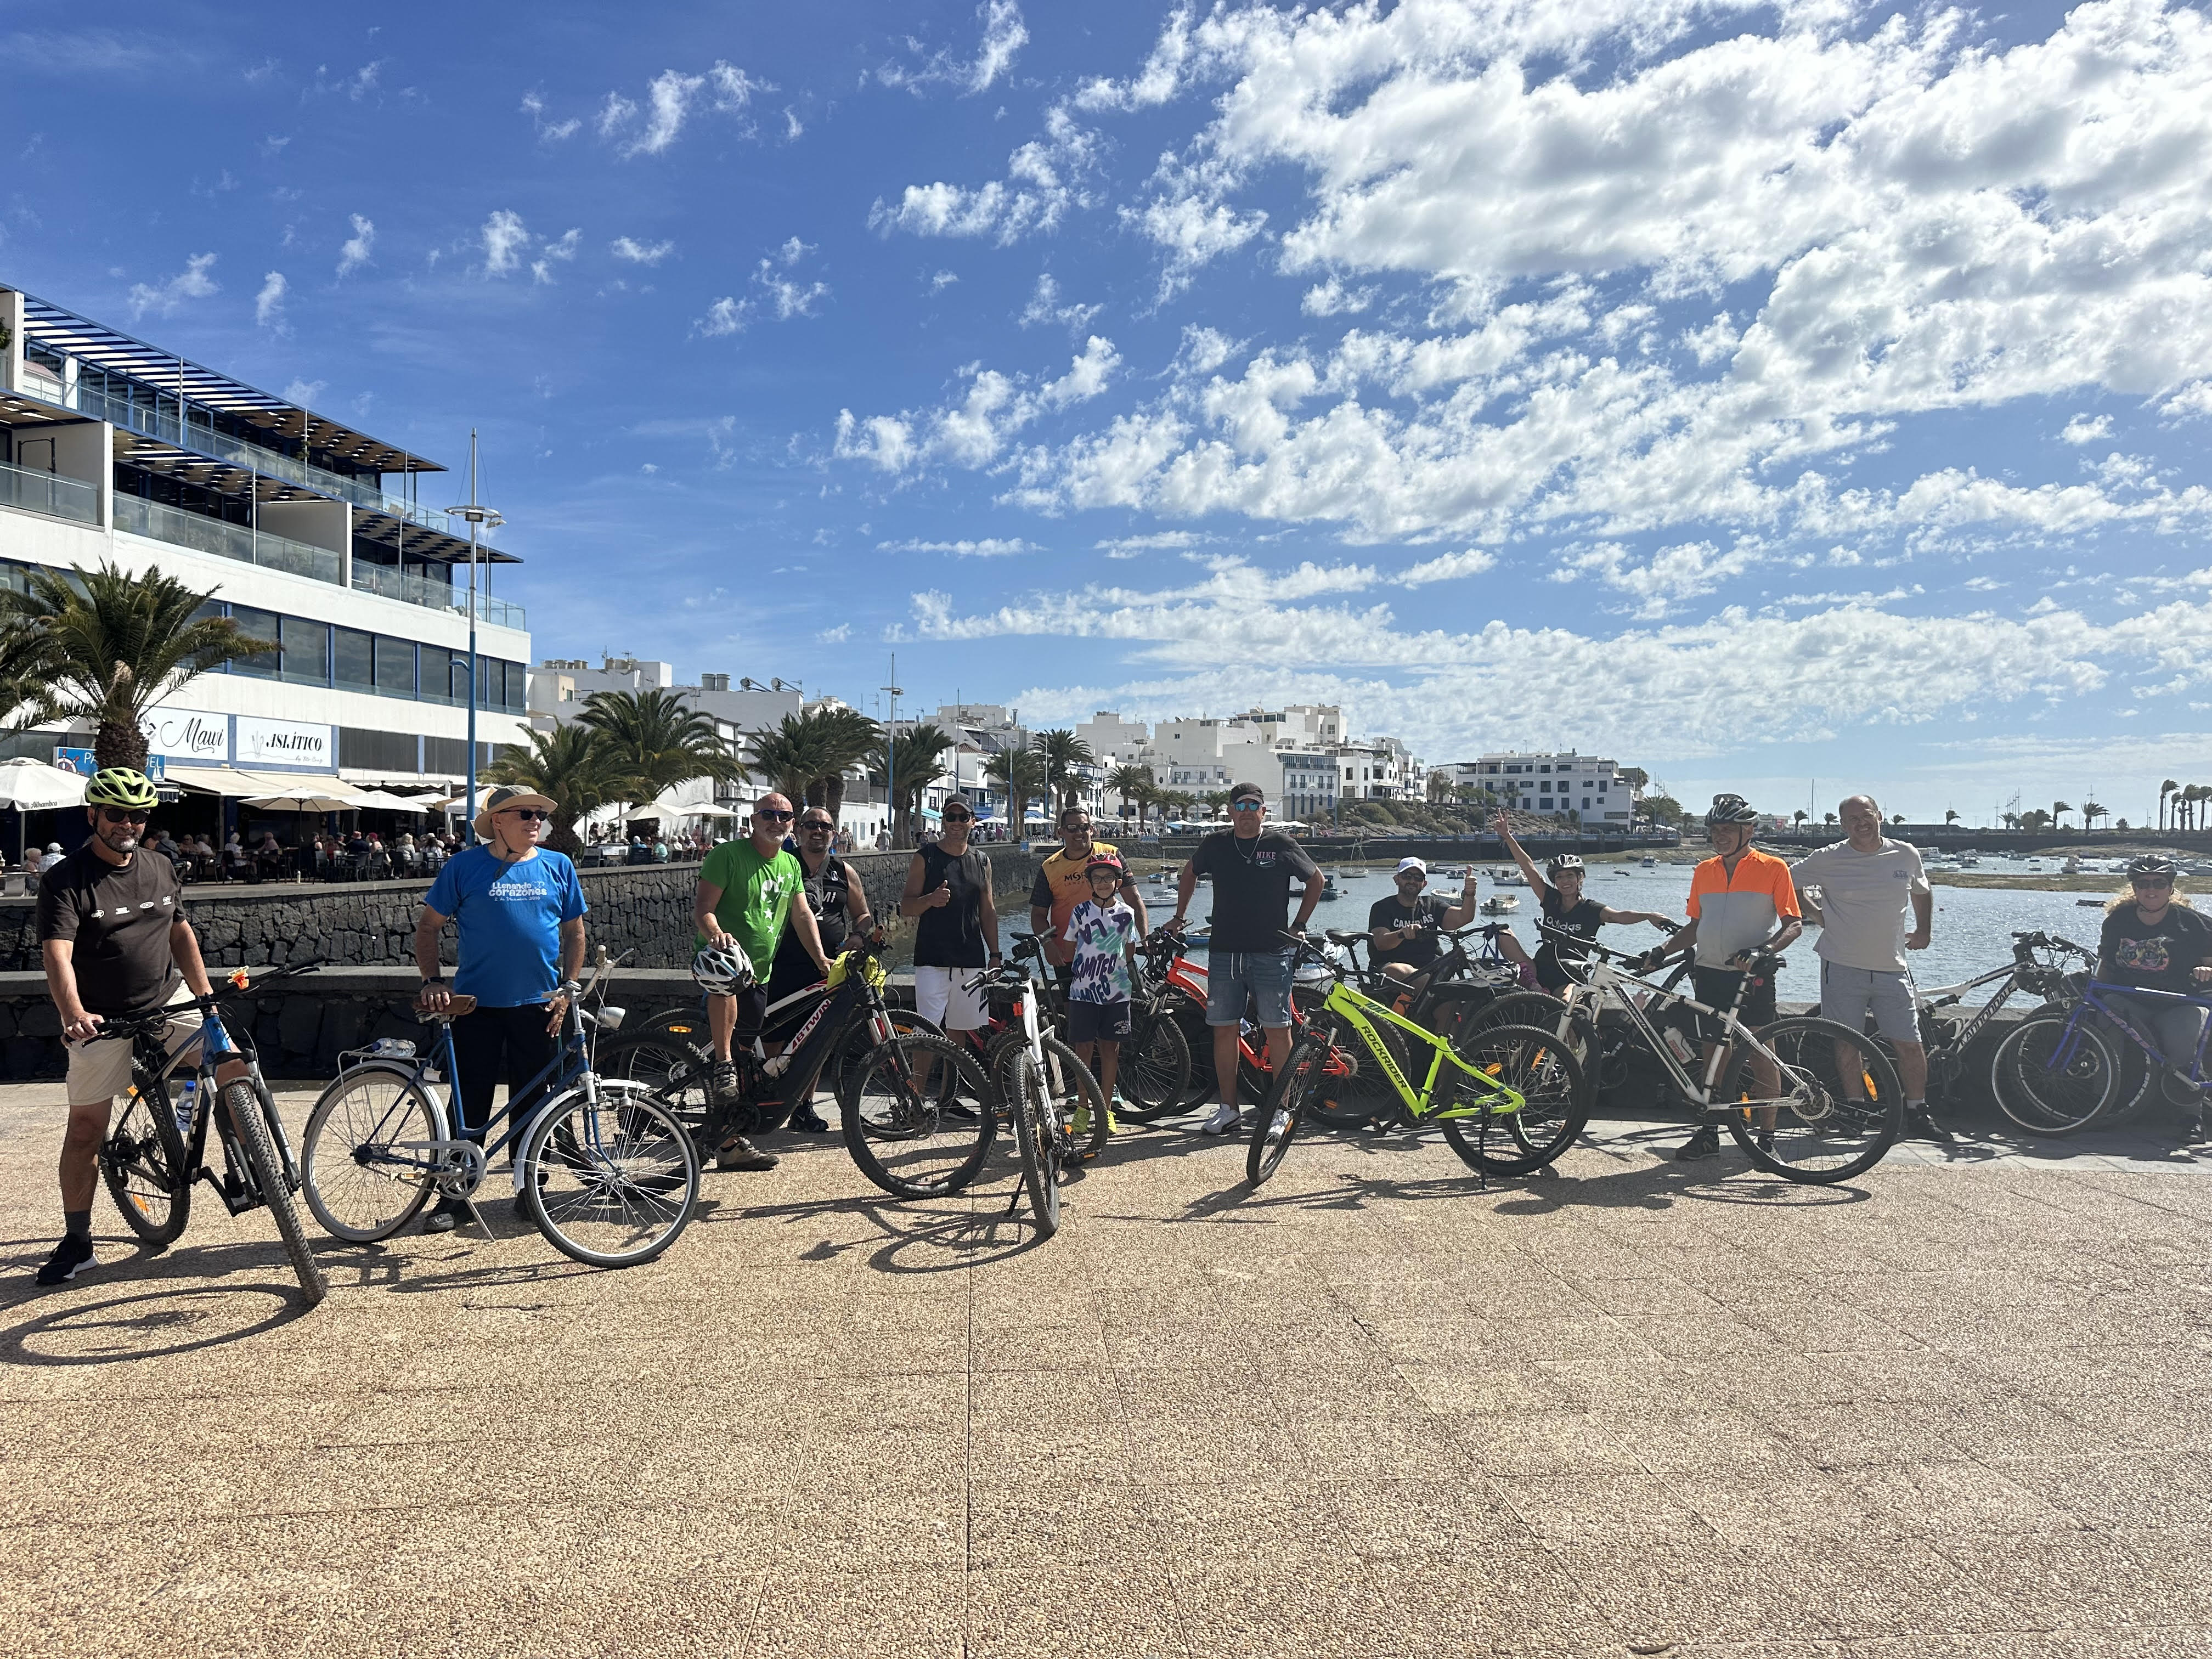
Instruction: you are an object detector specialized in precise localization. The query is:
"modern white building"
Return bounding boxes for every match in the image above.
[1455,750,1634,824]
[0,282,529,827]
[1278,750,1339,822]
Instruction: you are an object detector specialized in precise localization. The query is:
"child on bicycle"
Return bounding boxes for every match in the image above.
[1062,854,1142,1122]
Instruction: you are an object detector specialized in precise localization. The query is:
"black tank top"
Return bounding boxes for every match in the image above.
[913,843,989,967]
[801,851,851,951]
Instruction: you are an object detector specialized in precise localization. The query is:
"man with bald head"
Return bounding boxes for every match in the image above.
[1791,795,1945,1143]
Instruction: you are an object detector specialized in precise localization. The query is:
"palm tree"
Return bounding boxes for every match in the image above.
[0,562,270,770]
[1032,729,1095,817]
[481,725,636,856]
[2081,801,2106,833]
[2186,785,2210,834]
[2018,808,2052,832]
[1823,811,1837,827]
[0,615,56,737]
[804,705,883,825]
[2161,779,2180,831]
[577,687,743,802]
[1793,809,1809,828]
[747,713,833,808]
[1105,762,1155,831]
[870,722,953,849]
[985,746,1049,832]
[1944,809,1960,826]
[2052,800,2072,829]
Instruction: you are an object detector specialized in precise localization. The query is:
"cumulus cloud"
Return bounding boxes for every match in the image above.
[126,252,218,319]
[878,0,1028,95]
[1019,273,1101,332]
[253,270,287,330]
[2062,414,2113,445]
[693,239,831,336]
[521,90,581,142]
[597,61,765,156]
[1399,549,1497,586]
[336,213,374,277]
[480,210,531,276]
[531,228,582,285]
[877,537,1037,556]
[835,336,1120,474]
[871,105,1098,244]
[611,236,674,264]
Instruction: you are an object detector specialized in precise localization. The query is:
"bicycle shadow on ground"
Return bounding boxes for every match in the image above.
[0,1268,304,1367]
[1488,1128,1876,1215]
[703,1187,1047,1274]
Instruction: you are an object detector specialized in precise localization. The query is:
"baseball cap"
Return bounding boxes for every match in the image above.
[1395,856,1427,876]
[1228,781,1266,804]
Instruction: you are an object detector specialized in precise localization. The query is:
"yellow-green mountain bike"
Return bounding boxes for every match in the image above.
[1248,933,1588,1187]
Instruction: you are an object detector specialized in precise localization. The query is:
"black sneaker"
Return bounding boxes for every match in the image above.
[33,1233,94,1285]
[423,1197,467,1233]
[715,1136,780,1172]
[1674,1122,1722,1161]
[1755,1127,1775,1156]
[1907,1107,1957,1147]
[788,1107,830,1134]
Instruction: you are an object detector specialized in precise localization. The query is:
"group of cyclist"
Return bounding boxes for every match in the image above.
[30,764,2212,1285]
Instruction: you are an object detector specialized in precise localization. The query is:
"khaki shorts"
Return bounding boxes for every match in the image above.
[64,985,203,1108]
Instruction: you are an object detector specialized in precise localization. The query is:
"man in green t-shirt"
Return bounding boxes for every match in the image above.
[692,790,831,1171]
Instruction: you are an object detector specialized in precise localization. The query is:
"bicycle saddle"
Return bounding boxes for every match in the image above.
[1325,929,1367,945]
[414,992,478,1020]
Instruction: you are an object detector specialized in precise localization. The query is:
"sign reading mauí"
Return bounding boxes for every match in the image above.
[140,707,229,763]
[235,716,332,768]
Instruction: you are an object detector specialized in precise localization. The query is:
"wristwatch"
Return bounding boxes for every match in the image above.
[421,972,445,985]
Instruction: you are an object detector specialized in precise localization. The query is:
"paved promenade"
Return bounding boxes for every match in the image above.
[3,1082,2209,1657]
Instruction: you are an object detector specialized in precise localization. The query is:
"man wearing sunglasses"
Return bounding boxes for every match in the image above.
[34,768,236,1284]
[415,783,590,1231]
[1163,782,1323,1133]
[899,793,1000,1041]
[695,791,833,1170]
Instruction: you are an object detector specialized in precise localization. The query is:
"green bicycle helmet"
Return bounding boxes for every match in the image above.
[84,766,159,810]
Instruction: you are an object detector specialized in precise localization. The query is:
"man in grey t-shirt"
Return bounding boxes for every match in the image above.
[1791,794,1945,1143]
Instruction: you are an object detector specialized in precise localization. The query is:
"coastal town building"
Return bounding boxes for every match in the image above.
[1450,750,1635,825]
[0,281,529,823]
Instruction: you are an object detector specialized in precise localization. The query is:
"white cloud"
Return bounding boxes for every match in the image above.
[597,61,765,157]
[126,252,218,319]
[611,236,674,264]
[2062,414,2113,445]
[877,538,1037,556]
[1073,7,1194,111]
[695,297,748,337]
[1399,549,1496,586]
[1301,279,1373,317]
[531,228,581,284]
[878,0,1028,95]
[253,270,287,330]
[1553,540,1765,618]
[283,377,326,408]
[930,270,960,292]
[1094,530,1207,555]
[481,210,530,276]
[836,336,1120,475]
[817,624,853,643]
[870,105,1098,244]
[1019,273,1101,331]
[336,213,374,277]
[521,91,581,142]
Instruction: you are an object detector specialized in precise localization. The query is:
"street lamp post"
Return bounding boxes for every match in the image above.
[882,653,904,848]
[445,430,503,844]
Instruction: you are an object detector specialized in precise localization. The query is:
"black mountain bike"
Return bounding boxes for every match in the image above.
[97,963,328,1306]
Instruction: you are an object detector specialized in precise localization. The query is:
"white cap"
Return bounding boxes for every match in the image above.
[1395,856,1426,875]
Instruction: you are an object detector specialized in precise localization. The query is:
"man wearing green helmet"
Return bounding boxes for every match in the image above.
[33,766,236,1286]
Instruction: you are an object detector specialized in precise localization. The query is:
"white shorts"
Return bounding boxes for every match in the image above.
[65,984,202,1108]
[912,965,989,1032]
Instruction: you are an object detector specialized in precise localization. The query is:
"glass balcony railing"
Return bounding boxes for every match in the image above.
[0,459,100,525]
[49,380,494,546]
[114,494,342,584]
[349,561,527,630]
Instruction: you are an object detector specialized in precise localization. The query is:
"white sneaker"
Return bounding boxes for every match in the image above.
[1199,1103,1241,1135]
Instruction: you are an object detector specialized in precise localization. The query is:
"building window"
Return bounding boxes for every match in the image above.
[337,727,417,772]
[375,635,416,698]
[229,606,281,679]
[280,616,330,687]
[334,627,375,694]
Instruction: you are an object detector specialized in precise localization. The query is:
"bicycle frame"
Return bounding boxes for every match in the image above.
[1559,954,1785,1109]
[2057,980,2212,1078]
[1308,976,1525,1121]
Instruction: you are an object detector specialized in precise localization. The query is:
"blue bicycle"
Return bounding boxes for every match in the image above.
[296,952,700,1267]
[1992,977,2211,1135]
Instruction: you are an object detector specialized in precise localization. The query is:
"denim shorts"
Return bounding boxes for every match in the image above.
[1205,948,1296,1029]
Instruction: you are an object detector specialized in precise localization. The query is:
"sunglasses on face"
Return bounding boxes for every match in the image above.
[1229,800,1264,812]
[942,811,973,822]
[499,808,550,822]
[802,820,834,831]
[100,807,150,825]
[755,809,794,822]
[2135,878,2174,890]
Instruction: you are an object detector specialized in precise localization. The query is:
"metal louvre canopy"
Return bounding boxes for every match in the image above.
[18,292,442,475]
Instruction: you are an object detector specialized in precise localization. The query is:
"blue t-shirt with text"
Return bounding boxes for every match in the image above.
[424,846,587,1007]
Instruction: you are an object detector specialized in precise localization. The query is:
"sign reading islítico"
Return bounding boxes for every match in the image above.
[235,715,334,768]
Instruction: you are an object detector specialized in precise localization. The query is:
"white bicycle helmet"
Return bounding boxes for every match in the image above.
[692,940,756,994]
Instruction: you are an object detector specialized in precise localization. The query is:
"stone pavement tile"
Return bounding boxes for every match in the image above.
[1607,1313,1792,1364]
[758,1480,968,1571]
[1170,1562,1401,1659]
[1144,1480,1353,1567]
[1667,1469,1879,1544]
[1496,1470,1717,1544]
[1844,1460,2078,1536]
[1838,1630,2208,1658]
[1365,1554,1627,1656]
[2105,1529,2212,1627]
[1746,1401,1965,1472]
[1542,1536,1828,1650]
[1610,1409,1807,1477]
[1122,1400,1309,1487]
[965,1563,1189,1659]
[1325,1475,1533,1564]
[1397,1362,1600,1417]
[1294,1407,1482,1481]
[1925,1527,2174,1633]
[968,1480,1161,1570]
[1928,1393,2107,1462]
[1454,1409,1650,1478]
[1740,1537,2011,1643]
[743,1566,968,1659]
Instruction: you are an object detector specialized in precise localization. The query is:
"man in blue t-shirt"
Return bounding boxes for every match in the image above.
[414,785,589,1232]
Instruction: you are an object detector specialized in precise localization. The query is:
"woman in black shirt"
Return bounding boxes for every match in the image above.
[1493,814,1678,995]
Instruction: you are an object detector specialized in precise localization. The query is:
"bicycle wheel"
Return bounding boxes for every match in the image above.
[301,1064,443,1243]
[839,1031,995,1198]
[223,1079,328,1307]
[1246,1034,1326,1187]
[1115,999,1192,1122]
[1459,989,1573,1041]
[827,1008,941,1099]
[1302,1011,1408,1130]
[1412,984,1508,1049]
[1722,1017,1903,1184]
[1036,1034,1110,1164]
[1011,1049,1061,1238]
[1990,1014,2118,1136]
[100,1077,191,1248]
[520,1082,699,1268]
[595,1030,714,1141]
[1441,1024,1588,1176]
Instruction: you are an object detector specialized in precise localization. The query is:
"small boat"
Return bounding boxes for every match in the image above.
[1640,855,1657,868]
[1493,868,1527,887]
[1480,895,1519,915]
[1318,873,1341,901]
[2076,898,2103,907]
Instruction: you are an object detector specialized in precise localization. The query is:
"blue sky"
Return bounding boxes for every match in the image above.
[7,0,2212,826]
